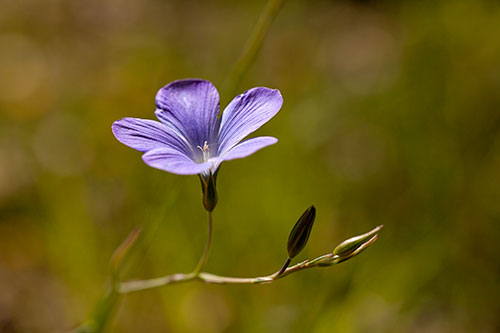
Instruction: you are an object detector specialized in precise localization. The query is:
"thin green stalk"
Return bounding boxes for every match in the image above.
[193,211,213,275]
[118,273,197,293]
[116,226,383,292]
[118,253,338,292]
[224,0,287,98]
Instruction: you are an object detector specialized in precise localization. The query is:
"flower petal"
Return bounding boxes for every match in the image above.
[112,117,192,154]
[217,87,282,155]
[221,136,278,161]
[155,79,220,148]
[142,147,213,175]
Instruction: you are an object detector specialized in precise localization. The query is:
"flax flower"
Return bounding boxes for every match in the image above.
[113,78,282,175]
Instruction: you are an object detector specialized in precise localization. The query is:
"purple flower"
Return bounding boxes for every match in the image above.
[112,79,283,177]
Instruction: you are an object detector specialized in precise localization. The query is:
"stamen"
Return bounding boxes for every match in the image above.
[196,141,210,161]
[197,141,209,152]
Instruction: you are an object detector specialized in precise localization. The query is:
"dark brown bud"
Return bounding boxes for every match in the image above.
[199,171,218,212]
[287,205,316,259]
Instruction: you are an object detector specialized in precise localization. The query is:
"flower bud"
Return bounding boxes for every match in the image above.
[333,225,383,258]
[199,171,218,212]
[336,234,378,263]
[287,205,316,259]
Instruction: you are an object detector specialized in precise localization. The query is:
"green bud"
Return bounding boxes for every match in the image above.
[199,170,218,212]
[333,225,383,258]
[287,205,316,259]
[336,234,378,263]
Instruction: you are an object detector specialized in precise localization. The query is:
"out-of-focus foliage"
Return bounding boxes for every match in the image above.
[1,0,499,332]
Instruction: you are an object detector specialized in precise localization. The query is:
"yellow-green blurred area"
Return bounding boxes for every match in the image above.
[1,0,500,331]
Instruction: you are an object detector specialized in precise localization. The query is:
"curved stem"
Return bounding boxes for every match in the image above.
[118,208,316,292]
[193,211,213,275]
[118,253,339,293]
[117,225,382,293]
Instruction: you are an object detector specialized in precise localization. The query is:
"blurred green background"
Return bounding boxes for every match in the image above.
[1,0,500,332]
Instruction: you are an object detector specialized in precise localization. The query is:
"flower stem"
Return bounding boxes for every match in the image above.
[118,273,197,293]
[118,252,338,293]
[117,224,383,292]
[193,211,213,275]
[224,0,287,97]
